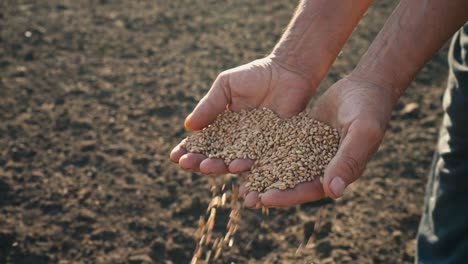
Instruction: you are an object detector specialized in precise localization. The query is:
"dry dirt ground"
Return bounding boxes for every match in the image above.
[0,1,450,263]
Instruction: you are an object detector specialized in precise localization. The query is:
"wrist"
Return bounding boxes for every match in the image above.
[346,70,407,104]
[267,53,324,89]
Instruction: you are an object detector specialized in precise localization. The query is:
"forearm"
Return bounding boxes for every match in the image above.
[270,0,373,87]
[351,0,468,101]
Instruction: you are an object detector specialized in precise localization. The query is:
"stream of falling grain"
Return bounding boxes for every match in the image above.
[190,177,329,263]
[185,109,337,262]
[191,176,241,264]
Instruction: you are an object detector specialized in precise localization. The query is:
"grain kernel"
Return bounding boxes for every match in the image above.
[181,109,340,193]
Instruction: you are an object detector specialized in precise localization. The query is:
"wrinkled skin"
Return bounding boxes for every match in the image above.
[170,57,393,208]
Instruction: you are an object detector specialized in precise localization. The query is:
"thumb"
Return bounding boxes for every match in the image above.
[323,120,383,198]
[184,74,230,131]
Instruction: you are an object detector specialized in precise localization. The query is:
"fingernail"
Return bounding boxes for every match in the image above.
[330,177,345,197]
[255,200,262,208]
[184,114,193,130]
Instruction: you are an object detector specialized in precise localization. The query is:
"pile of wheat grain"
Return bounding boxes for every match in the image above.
[182,108,340,193]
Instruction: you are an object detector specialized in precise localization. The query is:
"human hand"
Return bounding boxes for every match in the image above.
[170,57,318,205]
[255,77,396,207]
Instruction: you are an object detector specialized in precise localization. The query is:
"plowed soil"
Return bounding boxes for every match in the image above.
[0,1,449,263]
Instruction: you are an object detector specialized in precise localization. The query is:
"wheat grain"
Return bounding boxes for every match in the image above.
[182,108,340,193]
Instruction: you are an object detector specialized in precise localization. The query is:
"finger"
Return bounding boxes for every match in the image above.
[178,153,207,172]
[170,144,187,163]
[260,179,325,207]
[244,191,260,208]
[228,159,254,174]
[199,158,229,175]
[323,120,383,198]
[185,74,230,131]
[239,183,249,198]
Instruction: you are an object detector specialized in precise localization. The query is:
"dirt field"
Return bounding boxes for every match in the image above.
[0,1,450,263]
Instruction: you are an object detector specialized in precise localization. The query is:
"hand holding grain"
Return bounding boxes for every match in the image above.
[171,64,392,208]
[249,78,393,207]
[170,57,316,205]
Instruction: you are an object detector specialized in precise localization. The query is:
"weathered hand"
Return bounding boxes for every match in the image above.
[170,57,317,205]
[257,77,395,207]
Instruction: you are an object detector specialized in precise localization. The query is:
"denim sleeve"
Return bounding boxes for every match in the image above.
[416,23,468,264]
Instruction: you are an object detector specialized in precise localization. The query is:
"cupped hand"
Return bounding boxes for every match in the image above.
[170,57,317,206]
[257,77,396,207]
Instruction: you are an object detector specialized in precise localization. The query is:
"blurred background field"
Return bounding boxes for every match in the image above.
[0,1,449,263]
